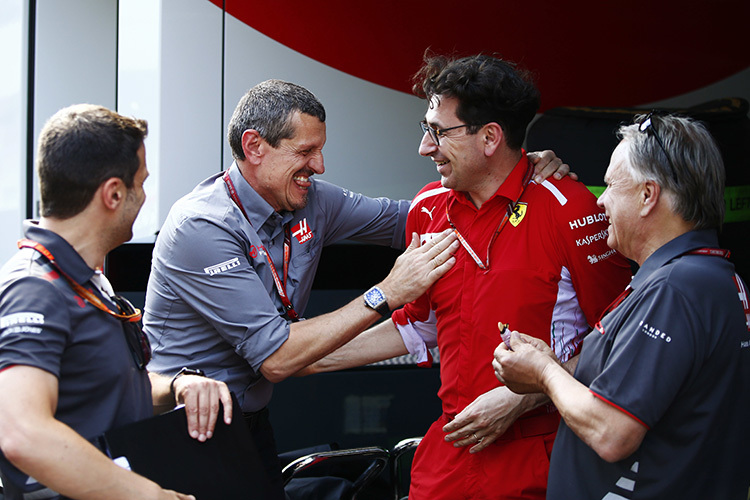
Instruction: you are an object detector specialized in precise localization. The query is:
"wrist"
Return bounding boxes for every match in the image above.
[363,285,391,317]
[169,367,206,397]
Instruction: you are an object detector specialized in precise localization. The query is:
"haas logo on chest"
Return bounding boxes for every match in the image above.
[291,218,314,244]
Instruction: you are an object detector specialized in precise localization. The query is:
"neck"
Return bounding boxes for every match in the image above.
[632,216,694,266]
[38,215,112,270]
[465,149,524,209]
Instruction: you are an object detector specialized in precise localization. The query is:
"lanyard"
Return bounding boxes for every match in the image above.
[222,171,299,322]
[595,247,732,333]
[446,163,534,271]
[16,239,142,323]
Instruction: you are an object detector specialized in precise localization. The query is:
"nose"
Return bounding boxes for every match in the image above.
[596,189,609,211]
[419,131,438,157]
[309,151,325,174]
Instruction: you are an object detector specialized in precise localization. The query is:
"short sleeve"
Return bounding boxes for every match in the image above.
[589,282,698,426]
[150,215,289,372]
[0,277,70,376]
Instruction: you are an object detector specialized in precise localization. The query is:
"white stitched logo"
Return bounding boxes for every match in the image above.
[569,212,607,230]
[421,207,436,221]
[0,312,44,336]
[204,258,241,276]
[0,312,44,328]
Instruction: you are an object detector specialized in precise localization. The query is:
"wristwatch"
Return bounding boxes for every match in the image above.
[170,367,206,395]
[364,286,390,317]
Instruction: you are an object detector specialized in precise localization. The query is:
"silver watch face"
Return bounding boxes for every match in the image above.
[365,287,386,307]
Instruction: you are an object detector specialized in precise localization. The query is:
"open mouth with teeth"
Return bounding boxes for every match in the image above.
[293,174,312,189]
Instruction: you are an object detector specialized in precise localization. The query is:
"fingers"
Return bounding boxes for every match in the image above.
[176,377,231,442]
[424,229,459,276]
[528,150,576,184]
[219,383,233,425]
[444,426,497,454]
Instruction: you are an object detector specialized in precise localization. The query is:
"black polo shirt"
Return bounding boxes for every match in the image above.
[548,229,750,499]
[0,222,152,491]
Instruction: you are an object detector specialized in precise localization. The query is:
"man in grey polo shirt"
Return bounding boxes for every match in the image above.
[494,113,750,499]
[144,79,567,498]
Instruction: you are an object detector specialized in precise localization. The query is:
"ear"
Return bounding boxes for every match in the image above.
[639,179,661,217]
[482,122,503,156]
[241,129,263,165]
[99,177,127,211]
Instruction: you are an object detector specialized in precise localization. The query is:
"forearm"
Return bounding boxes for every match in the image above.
[2,417,165,499]
[297,320,408,376]
[261,293,383,381]
[263,230,457,382]
[542,362,645,462]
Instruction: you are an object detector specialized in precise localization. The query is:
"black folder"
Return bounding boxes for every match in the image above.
[98,394,272,499]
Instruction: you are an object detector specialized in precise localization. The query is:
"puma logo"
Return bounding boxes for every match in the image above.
[421,206,436,220]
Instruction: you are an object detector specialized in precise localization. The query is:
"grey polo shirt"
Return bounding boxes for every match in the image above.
[548,229,750,499]
[144,163,409,411]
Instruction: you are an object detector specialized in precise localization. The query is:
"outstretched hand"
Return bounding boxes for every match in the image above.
[380,229,458,307]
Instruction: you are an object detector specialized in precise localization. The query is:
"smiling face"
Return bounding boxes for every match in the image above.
[251,111,326,212]
[597,140,642,260]
[418,95,487,197]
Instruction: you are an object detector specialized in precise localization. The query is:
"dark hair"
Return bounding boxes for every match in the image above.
[619,114,725,230]
[412,53,540,150]
[227,79,326,160]
[37,104,148,219]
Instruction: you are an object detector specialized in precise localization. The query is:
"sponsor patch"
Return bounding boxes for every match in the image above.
[509,203,527,227]
[204,258,241,276]
[576,229,609,247]
[569,212,607,230]
[421,206,436,221]
[638,320,671,343]
[587,249,617,264]
[0,312,44,329]
[291,218,314,244]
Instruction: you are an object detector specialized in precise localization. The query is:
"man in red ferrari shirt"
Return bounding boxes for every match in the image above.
[303,53,632,499]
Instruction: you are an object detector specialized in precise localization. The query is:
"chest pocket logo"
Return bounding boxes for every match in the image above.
[509,203,527,227]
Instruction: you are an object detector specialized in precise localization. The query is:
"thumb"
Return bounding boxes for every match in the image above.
[508,330,525,348]
[406,232,420,250]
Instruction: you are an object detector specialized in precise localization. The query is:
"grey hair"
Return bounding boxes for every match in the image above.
[618,114,725,230]
[227,79,326,160]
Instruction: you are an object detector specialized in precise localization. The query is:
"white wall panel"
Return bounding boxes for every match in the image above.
[157,0,223,225]
[34,0,118,215]
[0,0,27,263]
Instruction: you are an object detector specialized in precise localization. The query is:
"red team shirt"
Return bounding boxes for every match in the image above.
[392,154,632,499]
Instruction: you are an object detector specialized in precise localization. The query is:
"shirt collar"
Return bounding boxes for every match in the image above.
[631,229,720,290]
[225,162,294,230]
[23,220,96,286]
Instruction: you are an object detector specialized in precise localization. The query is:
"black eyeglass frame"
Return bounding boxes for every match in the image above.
[638,112,678,182]
[420,120,471,146]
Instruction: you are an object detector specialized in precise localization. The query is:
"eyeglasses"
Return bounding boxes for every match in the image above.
[420,120,471,146]
[638,112,678,182]
[110,295,152,370]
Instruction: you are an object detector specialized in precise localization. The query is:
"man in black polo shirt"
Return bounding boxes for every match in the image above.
[494,113,750,499]
[0,104,231,500]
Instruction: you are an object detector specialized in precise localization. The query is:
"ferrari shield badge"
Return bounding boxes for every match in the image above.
[509,202,527,227]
